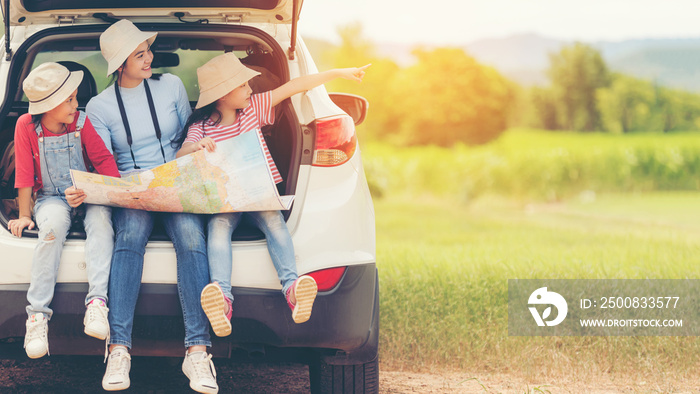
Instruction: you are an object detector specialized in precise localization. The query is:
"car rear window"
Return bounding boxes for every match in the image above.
[24,43,248,104]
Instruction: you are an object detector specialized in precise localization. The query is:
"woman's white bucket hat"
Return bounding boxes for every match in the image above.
[100,19,157,76]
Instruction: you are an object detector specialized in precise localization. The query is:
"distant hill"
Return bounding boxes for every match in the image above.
[462,33,563,87]
[468,34,700,92]
[465,33,563,71]
[606,46,700,91]
[304,33,700,92]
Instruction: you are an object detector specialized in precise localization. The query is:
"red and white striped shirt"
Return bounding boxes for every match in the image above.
[184,91,282,184]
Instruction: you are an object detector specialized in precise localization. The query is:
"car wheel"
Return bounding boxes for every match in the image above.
[309,356,379,394]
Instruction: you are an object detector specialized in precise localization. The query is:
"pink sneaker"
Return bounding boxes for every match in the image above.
[285,276,318,324]
[201,283,232,337]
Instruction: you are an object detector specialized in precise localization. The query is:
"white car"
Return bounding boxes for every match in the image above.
[0,1,378,392]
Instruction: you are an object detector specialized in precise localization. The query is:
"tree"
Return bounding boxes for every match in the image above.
[530,87,560,130]
[547,43,610,131]
[323,22,375,69]
[323,24,514,146]
[389,48,514,146]
[323,23,401,142]
[655,88,700,132]
[596,74,656,133]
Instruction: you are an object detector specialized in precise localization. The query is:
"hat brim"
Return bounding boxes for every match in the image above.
[105,31,157,76]
[28,70,84,115]
[195,67,260,109]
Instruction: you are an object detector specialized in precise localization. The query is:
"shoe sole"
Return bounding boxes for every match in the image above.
[292,276,317,324]
[102,379,130,391]
[26,349,47,359]
[84,325,108,340]
[201,284,232,337]
[189,381,219,394]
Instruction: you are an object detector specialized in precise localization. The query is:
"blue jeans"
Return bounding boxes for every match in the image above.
[108,208,211,349]
[26,197,113,318]
[208,210,298,302]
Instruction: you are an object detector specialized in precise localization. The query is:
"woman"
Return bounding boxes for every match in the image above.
[86,20,217,394]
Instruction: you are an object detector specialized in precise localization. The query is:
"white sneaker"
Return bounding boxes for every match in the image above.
[182,351,218,394]
[102,346,131,391]
[24,313,49,359]
[84,299,110,340]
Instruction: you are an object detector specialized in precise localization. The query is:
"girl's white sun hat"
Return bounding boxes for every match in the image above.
[195,52,260,109]
[23,62,83,115]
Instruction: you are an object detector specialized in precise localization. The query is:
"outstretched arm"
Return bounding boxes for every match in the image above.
[270,64,370,107]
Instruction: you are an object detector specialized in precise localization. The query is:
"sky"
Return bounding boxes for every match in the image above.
[298,0,700,46]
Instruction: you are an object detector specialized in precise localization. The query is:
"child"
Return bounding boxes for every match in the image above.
[8,62,120,358]
[176,53,368,336]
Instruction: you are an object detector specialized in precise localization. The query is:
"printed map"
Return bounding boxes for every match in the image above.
[70,131,294,213]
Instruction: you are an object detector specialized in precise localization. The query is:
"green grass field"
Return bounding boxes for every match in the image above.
[365,129,700,382]
[375,191,700,379]
[362,129,700,201]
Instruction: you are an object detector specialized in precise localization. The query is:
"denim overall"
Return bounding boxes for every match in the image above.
[26,112,114,318]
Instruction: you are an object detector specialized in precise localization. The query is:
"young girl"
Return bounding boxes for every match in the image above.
[8,62,120,359]
[176,52,368,337]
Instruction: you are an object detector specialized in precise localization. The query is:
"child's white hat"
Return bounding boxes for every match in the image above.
[100,19,157,76]
[195,52,260,109]
[23,62,83,115]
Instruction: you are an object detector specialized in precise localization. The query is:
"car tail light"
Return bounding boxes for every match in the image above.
[306,266,347,292]
[312,115,357,167]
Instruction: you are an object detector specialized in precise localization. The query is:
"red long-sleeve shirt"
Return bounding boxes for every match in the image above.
[14,112,120,192]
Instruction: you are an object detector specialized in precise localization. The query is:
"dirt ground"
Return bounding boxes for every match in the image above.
[378,369,700,393]
[1,357,700,393]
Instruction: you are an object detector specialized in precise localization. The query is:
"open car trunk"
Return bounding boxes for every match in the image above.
[0,23,302,241]
[2,0,299,25]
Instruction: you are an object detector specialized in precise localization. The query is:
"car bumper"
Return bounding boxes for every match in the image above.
[0,263,378,364]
